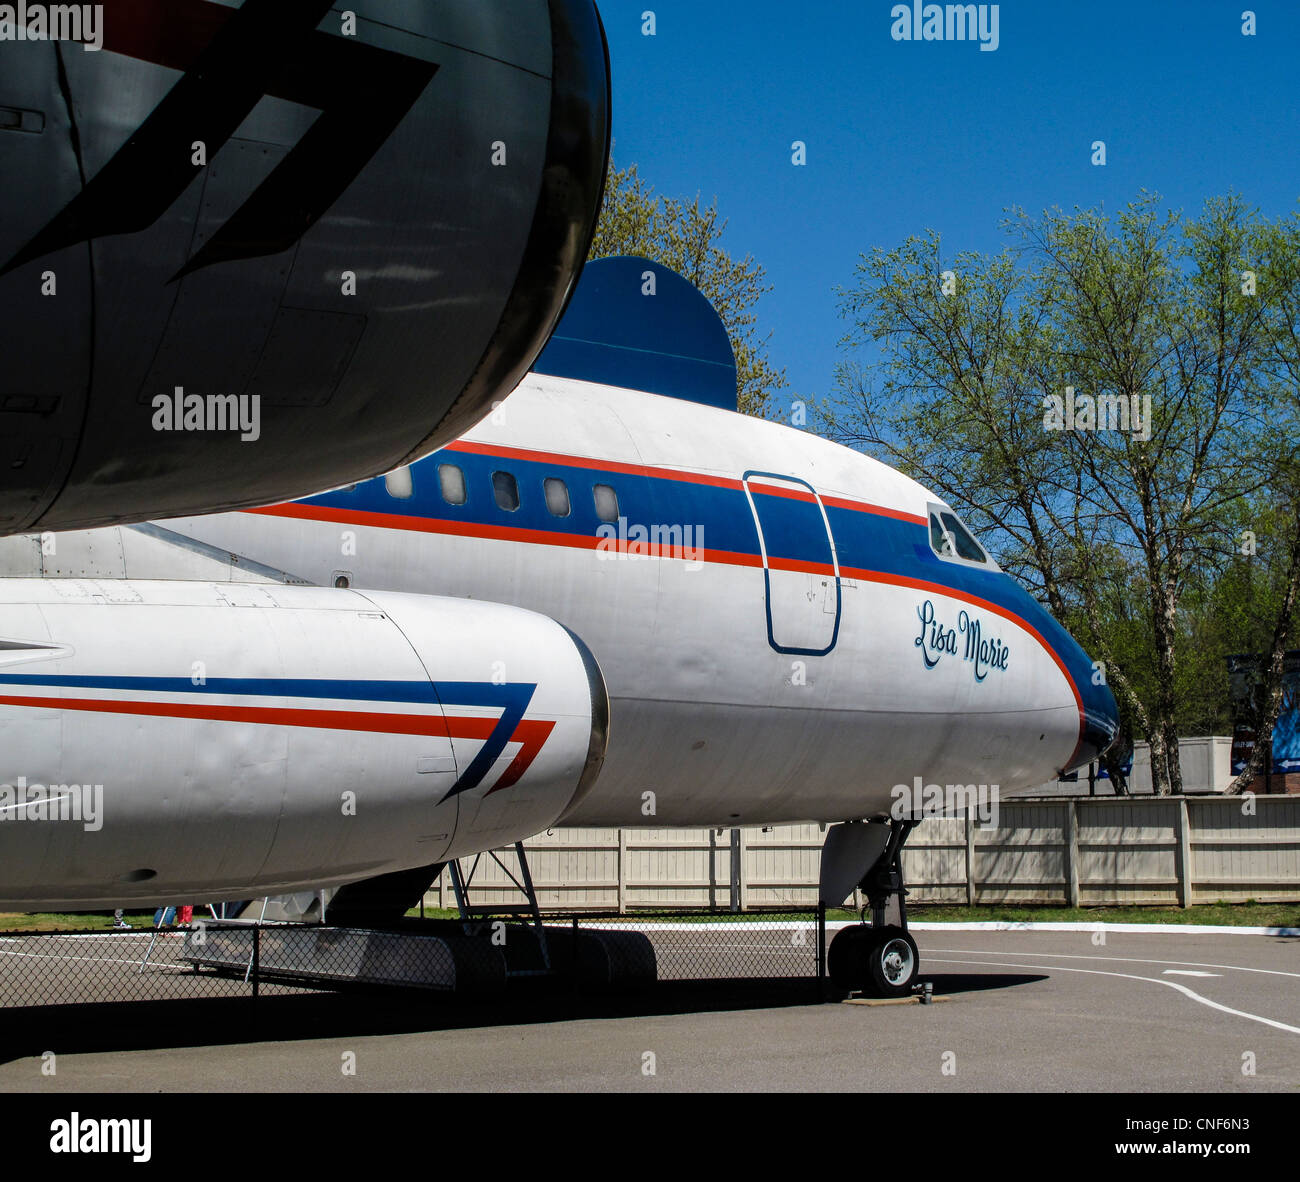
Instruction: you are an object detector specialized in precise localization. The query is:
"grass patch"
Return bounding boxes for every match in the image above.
[906,902,1300,927]
[0,911,157,933]
[400,908,818,924]
[411,901,1300,927]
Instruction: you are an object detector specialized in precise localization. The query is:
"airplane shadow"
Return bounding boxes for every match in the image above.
[0,971,1047,1064]
[923,972,1048,995]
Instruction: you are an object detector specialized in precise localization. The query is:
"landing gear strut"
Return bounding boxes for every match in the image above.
[827,819,920,998]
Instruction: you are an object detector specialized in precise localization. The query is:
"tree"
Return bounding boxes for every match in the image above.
[589,160,786,417]
[824,194,1300,795]
[1222,211,1300,792]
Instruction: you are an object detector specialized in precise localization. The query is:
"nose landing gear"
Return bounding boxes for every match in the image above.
[825,819,921,998]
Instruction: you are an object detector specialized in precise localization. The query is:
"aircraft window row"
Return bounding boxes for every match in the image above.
[544,477,571,518]
[438,463,467,506]
[426,463,620,522]
[384,466,414,500]
[593,483,618,523]
[493,470,519,512]
[929,509,988,564]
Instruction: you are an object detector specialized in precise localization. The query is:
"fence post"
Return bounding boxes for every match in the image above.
[740,829,750,912]
[251,925,260,1004]
[617,829,628,915]
[816,900,827,1000]
[1176,797,1193,908]
[729,828,741,912]
[1065,800,1080,908]
[965,811,975,906]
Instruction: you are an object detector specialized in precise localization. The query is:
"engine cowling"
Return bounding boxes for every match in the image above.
[0,580,608,908]
[0,0,610,535]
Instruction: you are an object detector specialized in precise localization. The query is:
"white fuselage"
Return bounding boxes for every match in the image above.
[162,374,1107,828]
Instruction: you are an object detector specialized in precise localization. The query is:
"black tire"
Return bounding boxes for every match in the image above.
[827,924,873,992]
[865,926,919,998]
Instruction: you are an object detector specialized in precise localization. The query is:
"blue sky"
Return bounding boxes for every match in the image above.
[600,0,1300,412]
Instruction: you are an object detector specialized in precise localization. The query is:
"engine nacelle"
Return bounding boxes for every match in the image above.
[0,0,610,535]
[0,580,608,908]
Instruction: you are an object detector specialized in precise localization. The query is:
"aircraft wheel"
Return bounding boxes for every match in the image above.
[827,924,873,992]
[866,926,919,998]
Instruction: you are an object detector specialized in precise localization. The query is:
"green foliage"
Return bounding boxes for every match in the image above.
[589,160,787,417]
[826,194,1300,792]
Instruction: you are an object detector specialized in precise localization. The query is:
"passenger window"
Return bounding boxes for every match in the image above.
[493,470,519,512]
[438,463,467,506]
[593,483,619,524]
[544,477,571,518]
[384,466,413,500]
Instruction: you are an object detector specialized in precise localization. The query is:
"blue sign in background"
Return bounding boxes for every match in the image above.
[1270,670,1300,773]
[1231,668,1300,775]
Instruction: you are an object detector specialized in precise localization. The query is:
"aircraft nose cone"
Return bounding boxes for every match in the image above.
[1065,678,1120,772]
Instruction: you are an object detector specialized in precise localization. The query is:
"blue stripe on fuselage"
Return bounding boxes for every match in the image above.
[300,447,1111,744]
[0,675,540,800]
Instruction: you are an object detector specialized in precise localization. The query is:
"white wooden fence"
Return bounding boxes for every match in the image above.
[425,796,1300,912]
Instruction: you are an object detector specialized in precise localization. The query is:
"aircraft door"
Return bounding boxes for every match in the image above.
[742,471,841,656]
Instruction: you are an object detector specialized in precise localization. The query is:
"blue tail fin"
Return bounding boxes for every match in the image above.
[533,256,737,410]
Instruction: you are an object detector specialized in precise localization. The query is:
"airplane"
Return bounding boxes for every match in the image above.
[0,257,1120,997]
[0,0,610,534]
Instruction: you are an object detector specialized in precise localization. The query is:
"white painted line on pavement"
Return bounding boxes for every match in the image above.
[922,947,1300,979]
[926,955,1300,1036]
[910,921,1300,936]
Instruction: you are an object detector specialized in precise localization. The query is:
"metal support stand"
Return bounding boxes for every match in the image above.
[139,925,162,973]
[448,842,552,974]
[243,897,269,983]
[139,902,217,972]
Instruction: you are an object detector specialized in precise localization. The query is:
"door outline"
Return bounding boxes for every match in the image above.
[742,470,842,657]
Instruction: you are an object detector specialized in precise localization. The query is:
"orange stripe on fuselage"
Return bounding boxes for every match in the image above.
[442,440,928,525]
[247,502,771,570]
[0,694,454,738]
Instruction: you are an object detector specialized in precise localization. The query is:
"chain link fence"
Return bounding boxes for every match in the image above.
[0,909,828,1011]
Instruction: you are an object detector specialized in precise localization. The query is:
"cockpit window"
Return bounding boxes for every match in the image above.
[929,508,988,564]
[930,513,954,557]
